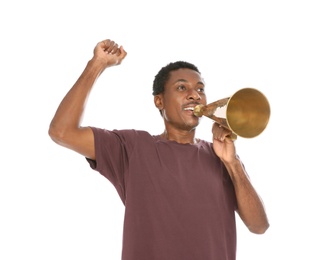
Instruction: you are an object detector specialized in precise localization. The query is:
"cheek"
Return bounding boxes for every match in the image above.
[162,99,182,118]
[201,94,207,105]
[163,94,180,109]
[162,105,176,120]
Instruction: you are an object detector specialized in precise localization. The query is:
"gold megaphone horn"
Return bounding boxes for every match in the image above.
[194,88,270,139]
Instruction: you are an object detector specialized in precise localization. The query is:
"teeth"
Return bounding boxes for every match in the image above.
[184,107,194,111]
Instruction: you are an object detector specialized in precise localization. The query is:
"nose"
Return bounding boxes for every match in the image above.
[187,89,201,100]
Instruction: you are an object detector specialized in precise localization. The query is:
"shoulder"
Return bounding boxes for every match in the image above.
[90,127,155,142]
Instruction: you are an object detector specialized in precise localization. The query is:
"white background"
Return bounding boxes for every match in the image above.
[1,0,323,259]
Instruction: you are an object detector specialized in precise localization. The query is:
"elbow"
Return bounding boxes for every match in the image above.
[48,123,66,145]
[249,222,270,235]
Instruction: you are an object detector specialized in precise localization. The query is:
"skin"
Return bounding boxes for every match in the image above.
[49,38,269,234]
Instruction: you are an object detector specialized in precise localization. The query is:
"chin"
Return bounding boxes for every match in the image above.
[184,119,200,130]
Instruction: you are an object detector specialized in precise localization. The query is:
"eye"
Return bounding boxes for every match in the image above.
[197,87,205,93]
[177,85,186,91]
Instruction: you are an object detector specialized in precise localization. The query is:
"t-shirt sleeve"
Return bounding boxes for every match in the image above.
[86,127,137,202]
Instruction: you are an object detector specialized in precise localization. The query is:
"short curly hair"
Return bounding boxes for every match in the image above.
[152,61,200,95]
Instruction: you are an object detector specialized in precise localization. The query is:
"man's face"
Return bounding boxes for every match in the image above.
[155,68,207,131]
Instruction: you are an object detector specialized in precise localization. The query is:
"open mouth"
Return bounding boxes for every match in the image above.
[183,107,197,117]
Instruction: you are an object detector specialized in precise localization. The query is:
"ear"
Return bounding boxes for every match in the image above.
[154,94,164,111]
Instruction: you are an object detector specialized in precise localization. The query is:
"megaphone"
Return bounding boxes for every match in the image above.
[194,88,270,139]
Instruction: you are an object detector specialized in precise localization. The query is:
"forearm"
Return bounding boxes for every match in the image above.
[224,158,269,234]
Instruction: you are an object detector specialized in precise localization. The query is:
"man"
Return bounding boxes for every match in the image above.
[49,39,269,260]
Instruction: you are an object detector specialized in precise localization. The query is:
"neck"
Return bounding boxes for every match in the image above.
[160,130,198,144]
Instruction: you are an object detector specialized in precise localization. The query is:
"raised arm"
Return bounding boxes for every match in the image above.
[48,39,127,160]
[212,123,270,234]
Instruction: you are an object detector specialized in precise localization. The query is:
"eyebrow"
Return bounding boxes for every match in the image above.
[174,79,205,86]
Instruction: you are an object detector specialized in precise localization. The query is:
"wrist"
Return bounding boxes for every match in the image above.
[86,58,107,75]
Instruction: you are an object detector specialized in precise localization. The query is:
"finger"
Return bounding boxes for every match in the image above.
[103,40,119,53]
[110,44,120,54]
[101,39,112,49]
[214,135,225,142]
[224,136,235,143]
[103,39,114,47]
[118,46,127,58]
[213,126,232,142]
[212,122,221,128]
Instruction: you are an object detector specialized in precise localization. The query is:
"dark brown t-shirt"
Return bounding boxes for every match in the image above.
[87,127,237,260]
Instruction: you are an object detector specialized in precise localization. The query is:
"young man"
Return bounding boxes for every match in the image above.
[49,39,269,260]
